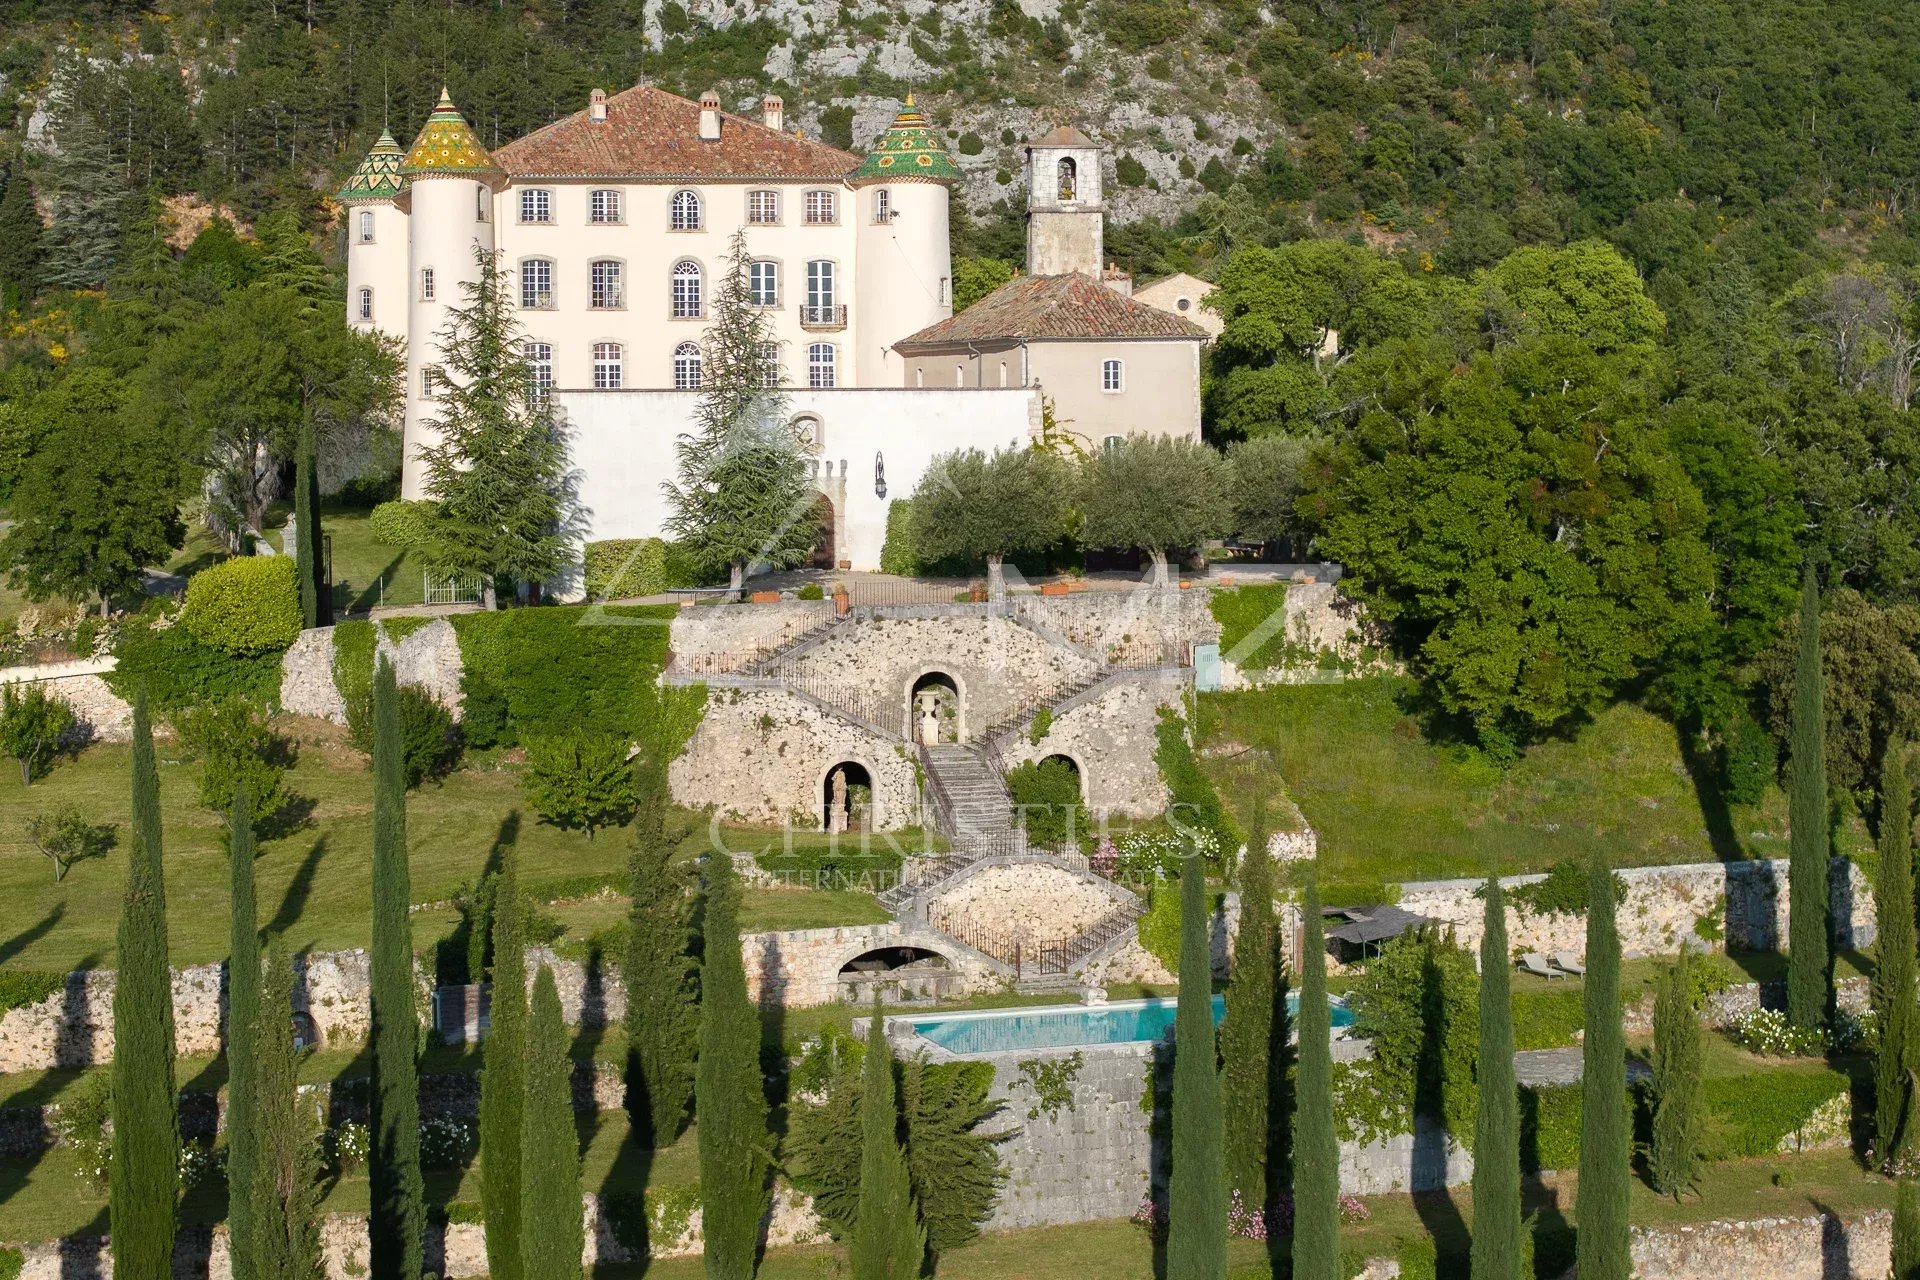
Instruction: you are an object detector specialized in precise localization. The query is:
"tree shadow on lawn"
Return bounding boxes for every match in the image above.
[1673,720,1747,863]
[264,838,329,942]
[0,902,66,967]
[346,553,408,615]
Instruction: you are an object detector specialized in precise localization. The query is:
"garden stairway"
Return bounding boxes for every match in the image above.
[921,744,1016,839]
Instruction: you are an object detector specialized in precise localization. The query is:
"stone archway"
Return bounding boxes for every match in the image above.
[907,670,963,744]
[1039,752,1085,802]
[820,759,876,833]
[809,494,836,570]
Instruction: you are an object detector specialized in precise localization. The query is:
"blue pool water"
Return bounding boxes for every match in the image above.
[908,993,1355,1056]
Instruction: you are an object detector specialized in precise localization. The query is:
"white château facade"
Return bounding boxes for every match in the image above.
[339,86,1207,576]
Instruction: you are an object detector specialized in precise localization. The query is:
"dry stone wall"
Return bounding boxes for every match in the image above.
[930,863,1130,938]
[742,922,1003,1007]
[996,669,1184,817]
[1630,1210,1891,1280]
[669,599,831,665]
[277,620,465,725]
[1010,587,1217,662]
[0,659,134,741]
[1218,580,1393,687]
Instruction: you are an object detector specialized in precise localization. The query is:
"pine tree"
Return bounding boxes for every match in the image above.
[664,229,822,596]
[0,156,45,309]
[1788,562,1832,1029]
[696,852,770,1280]
[625,758,696,1146]
[1879,741,1919,1164]
[227,785,263,1280]
[520,966,585,1280]
[292,422,328,629]
[41,99,122,289]
[480,849,526,1280]
[368,658,423,1280]
[112,689,179,1280]
[1650,950,1705,1198]
[850,995,925,1280]
[1168,853,1227,1280]
[1896,1175,1920,1280]
[1576,858,1630,1280]
[1221,799,1279,1212]
[1292,872,1339,1280]
[1470,876,1522,1280]
[415,246,569,609]
[251,947,324,1280]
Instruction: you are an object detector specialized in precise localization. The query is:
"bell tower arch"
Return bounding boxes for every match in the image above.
[1024,126,1105,277]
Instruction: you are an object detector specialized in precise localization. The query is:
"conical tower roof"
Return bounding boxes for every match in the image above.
[336,129,406,202]
[849,95,960,185]
[398,89,502,178]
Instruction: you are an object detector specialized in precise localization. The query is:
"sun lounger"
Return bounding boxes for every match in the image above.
[1552,950,1586,976]
[1518,953,1560,980]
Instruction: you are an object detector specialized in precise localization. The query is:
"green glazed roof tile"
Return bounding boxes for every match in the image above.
[398,89,502,178]
[850,95,960,185]
[336,130,405,202]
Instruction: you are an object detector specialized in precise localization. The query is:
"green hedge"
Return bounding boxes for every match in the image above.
[181,556,303,656]
[108,615,283,711]
[1005,757,1086,846]
[369,499,437,549]
[0,967,64,1013]
[879,500,920,576]
[1208,583,1291,669]
[755,846,903,884]
[450,604,676,748]
[583,537,691,600]
[1153,707,1241,858]
[1511,987,1587,1050]
[331,619,379,746]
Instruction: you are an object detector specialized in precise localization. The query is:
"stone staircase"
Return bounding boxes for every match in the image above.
[922,744,1016,837]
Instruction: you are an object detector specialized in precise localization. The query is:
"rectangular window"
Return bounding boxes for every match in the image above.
[805,260,837,308]
[520,259,553,309]
[808,343,836,389]
[422,366,440,398]
[756,341,780,388]
[590,189,622,223]
[749,261,779,307]
[804,189,837,225]
[591,260,624,309]
[420,268,435,301]
[357,288,373,321]
[592,342,623,389]
[873,189,891,223]
[524,341,553,399]
[1102,359,1123,392]
[748,190,780,224]
[358,210,375,243]
[520,189,552,223]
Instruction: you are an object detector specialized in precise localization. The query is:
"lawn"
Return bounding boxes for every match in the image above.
[1196,680,1865,884]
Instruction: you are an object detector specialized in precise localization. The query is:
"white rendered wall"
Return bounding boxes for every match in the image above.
[402,175,496,497]
[853,181,951,387]
[554,387,1039,576]
[344,200,409,341]
[901,339,1202,445]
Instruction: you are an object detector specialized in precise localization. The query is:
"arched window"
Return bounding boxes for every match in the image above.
[357,288,373,321]
[749,260,779,307]
[520,259,554,309]
[874,189,892,223]
[670,189,702,231]
[592,342,623,389]
[590,189,623,223]
[756,341,781,388]
[671,260,703,318]
[808,342,837,389]
[674,341,703,389]
[524,341,553,399]
[357,210,375,243]
[1057,157,1077,201]
[590,260,623,309]
[1102,358,1123,392]
[792,414,822,451]
[954,364,964,387]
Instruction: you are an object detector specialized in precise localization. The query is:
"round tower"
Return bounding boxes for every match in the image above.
[395,89,503,499]
[850,96,957,387]
[338,130,408,340]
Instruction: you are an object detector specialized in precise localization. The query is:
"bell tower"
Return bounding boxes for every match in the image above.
[1025,126,1105,277]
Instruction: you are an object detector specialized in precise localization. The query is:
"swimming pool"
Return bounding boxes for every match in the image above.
[906,992,1355,1056]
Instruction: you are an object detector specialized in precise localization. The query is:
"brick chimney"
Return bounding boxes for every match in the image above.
[698,90,722,141]
[761,94,784,133]
[588,88,607,123]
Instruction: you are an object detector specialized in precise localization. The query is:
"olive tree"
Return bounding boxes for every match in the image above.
[1079,435,1232,584]
[909,446,1073,598]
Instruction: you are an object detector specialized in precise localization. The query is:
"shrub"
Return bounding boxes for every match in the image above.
[1511,988,1586,1050]
[450,605,675,748]
[523,731,638,836]
[108,615,282,711]
[1154,708,1241,859]
[1346,930,1480,1140]
[755,845,903,888]
[584,537,686,600]
[1116,154,1149,186]
[0,968,65,1013]
[0,681,76,784]
[879,500,921,576]
[397,685,460,787]
[1720,710,1777,806]
[369,499,438,550]
[1209,584,1292,669]
[1096,0,1190,49]
[181,556,303,657]
[24,806,115,882]
[957,131,985,155]
[1509,860,1624,916]
[1317,878,1401,908]
[0,1245,22,1280]
[1006,757,1087,846]
[173,697,295,824]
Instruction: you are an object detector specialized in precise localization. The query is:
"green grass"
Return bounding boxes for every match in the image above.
[1197,680,1857,884]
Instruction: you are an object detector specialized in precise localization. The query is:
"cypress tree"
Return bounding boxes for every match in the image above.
[1470,876,1522,1280]
[368,658,423,1280]
[1168,853,1226,1280]
[850,995,924,1280]
[1896,1176,1920,1280]
[480,850,526,1280]
[1649,950,1705,1198]
[293,423,328,629]
[1292,872,1339,1280]
[1788,562,1832,1029]
[520,966,584,1280]
[252,947,323,1280]
[112,689,179,1280]
[625,758,697,1146]
[1877,741,1919,1163]
[1576,858,1629,1280]
[1220,799,1278,1211]
[227,784,262,1280]
[696,852,770,1280]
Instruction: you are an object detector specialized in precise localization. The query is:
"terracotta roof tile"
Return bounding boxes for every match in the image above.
[492,84,862,181]
[894,274,1209,347]
[1028,124,1097,147]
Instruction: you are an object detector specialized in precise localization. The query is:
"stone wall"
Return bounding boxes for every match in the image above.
[1397,857,1874,961]
[996,669,1184,818]
[0,658,133,741]
[1218,580,1392,687]
[929,863,1132,939]
[668,599,833,666]
[742,923,1004,1007]
[976,1042,1156,1229]
[1009,587,1218,663]
[671,686,920,828]
[277,619,465,725]
[1630,1210,1890,1280]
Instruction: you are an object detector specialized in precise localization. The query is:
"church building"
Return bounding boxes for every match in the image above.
[338,86,1207,581]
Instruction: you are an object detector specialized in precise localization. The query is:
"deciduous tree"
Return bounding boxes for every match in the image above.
[1078,435,1232,585]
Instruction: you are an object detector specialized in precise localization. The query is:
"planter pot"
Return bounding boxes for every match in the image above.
[1219,575,1236,588]
[750,590,781,604]
[832,590,851,617]
[1178,580,1191,590]
[968,586,988,603]
[1068,580,1090,593]
[1040,582,1071,597]
[838,559,852,570]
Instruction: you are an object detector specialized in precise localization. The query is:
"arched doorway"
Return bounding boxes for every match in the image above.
[821,760,874,833]
[1039,753,1084,799]
[837,945,955,1004]
[908,671,961,745]
[809,494,836,570]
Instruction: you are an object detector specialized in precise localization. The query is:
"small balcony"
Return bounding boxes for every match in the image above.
[801,304,848,330]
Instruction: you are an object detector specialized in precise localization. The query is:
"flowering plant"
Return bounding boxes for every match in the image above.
[1729,1008,1825,1057]
[420,1116,476,1169]
[329,1121,370,1175]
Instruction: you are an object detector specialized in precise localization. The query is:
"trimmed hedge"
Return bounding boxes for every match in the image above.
[331,619,379,746]
[1005,756,1086,846]
[108,615,283,711]
[181,556,303,656]
[0,967,64,1013]
[1208,583,1291,669]
[754,846,904,885]
[879,500,920,576]
[369,499,437,549]
[584,537,686,600]
[450,604,676,748]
